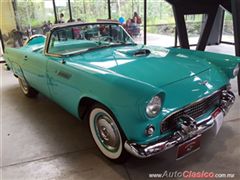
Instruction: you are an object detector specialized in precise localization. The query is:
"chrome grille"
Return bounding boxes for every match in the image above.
[161,90,222,133]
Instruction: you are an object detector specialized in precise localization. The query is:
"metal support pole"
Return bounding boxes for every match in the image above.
[52,0,58,24]
[207,7,224,45]
[231,0,240,95]
[68,0,73,21]
[219,9,225,43]
[174,26,178,47]
[197,7,218,51]
[0,28,5,63]
[108,0,111,19]
[232,0,240,56]
[12,0,20,31]
[0,29,5,54]
[144,0,147,45]
[172,7,190,49]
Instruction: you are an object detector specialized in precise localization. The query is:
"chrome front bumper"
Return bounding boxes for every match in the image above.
[124,90,235,158]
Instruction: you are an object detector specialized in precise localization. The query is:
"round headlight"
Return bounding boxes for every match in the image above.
[146,96,162,118]
[233,64,239,77]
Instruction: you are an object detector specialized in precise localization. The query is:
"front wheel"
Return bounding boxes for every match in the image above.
[18,77,38,98]
[89,104,128,163]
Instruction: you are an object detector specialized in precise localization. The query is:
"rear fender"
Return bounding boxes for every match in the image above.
[11,62,25,80]
[194,51,240,79]
[169,48,240,79]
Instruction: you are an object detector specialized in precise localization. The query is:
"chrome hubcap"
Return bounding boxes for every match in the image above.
[95,114,120,152]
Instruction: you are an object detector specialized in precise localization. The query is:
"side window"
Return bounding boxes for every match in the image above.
[48,32,57,54]
[48,30,68,54]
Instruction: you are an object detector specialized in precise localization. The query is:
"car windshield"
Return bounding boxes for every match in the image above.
[47,23,135,56]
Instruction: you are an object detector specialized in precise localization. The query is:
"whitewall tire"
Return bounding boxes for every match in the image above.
[89,104,128,162]
[18,77,38,98]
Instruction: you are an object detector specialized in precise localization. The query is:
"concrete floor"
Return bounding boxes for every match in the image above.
[1,44,240,180]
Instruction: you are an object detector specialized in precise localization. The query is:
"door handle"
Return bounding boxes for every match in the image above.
[24,56,28,61]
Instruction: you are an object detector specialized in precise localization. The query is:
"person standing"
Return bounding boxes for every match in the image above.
[133,12,142,25]
[58,13,65,23]
[131,12,142,37]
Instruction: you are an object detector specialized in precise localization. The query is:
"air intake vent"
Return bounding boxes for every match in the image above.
[134,49,151,57]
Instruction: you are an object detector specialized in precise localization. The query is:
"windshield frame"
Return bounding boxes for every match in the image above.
[44,22,135,57]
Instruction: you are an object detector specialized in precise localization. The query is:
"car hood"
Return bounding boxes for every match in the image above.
[70,45,212,88]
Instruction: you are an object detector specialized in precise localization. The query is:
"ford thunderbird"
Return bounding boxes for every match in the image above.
[3,22,240,162]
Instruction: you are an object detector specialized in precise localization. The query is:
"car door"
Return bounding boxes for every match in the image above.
[46,56,82,117]
[22,51,50,96]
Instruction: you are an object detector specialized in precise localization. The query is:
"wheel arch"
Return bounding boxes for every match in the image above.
[78,97,100,120]
[78,96,116,122]
[77,96,126,135]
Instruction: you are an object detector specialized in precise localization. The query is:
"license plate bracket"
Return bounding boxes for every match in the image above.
[176,134,201,160]
[212,108,224,135]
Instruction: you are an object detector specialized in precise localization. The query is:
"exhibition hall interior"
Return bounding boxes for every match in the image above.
[0,0,240,179]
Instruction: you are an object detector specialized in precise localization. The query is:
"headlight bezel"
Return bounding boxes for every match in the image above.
[146,95,162,118]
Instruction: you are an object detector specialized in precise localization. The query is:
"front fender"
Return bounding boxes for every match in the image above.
[72,65,161,143]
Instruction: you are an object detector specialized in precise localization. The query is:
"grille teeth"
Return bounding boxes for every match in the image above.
[161,91,222,133]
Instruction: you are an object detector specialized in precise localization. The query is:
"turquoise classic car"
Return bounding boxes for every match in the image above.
[4,22,240,162]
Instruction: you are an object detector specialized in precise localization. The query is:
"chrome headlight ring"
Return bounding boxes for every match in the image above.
[146,96,162,118]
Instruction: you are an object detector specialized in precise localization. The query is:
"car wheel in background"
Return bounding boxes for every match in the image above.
[18,77,38,98]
